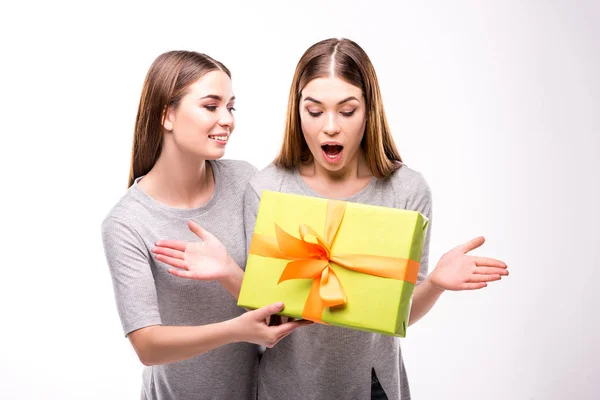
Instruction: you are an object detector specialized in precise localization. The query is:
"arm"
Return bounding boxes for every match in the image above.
[127,301,307,366]
[102,217,308,367]
[404,175,438,326]
[409,236,509,325]
[128,323,237,366]
[407,177,509,326]
[408,277,445,326]
[220,260,244,300]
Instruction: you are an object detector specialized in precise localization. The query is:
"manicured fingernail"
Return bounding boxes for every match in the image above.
[276,302,284,309]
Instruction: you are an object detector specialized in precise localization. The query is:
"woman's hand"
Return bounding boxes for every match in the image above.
[230,302,313,348]
[152,220,237,282]
[428,236,508,291]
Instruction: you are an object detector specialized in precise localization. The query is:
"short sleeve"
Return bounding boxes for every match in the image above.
[101,217,162,336]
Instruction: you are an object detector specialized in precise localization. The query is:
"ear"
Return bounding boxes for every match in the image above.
[162,105,175,131]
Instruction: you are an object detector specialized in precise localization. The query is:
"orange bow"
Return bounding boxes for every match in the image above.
[249,199,420,322]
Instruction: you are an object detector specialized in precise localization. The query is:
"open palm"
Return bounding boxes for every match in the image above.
[152,220,233,281]
[430,236,509,291]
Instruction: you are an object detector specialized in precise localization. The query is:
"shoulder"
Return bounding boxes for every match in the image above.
[100,187,150,243]
[247,163,294,196]
[101,190,141,231]
[213,159,258,182]
[387,163,431,199]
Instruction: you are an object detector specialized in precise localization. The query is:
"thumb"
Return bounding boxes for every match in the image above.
[456,236,485,254]
[188,220,213,242]
[251,302,284,321]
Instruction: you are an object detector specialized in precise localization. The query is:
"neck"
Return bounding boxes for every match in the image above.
[300,149,372,198]
[138,143,214,209]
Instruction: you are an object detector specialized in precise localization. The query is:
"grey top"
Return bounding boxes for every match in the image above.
[243,163,432,400]
[101,159,259,400]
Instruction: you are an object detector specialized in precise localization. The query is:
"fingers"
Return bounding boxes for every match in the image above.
[151,246,184,260]
[155,254,188,270]
[472,257,507,269]
[473,266,509,276]
[266,319,313,348]
[461,282,488,290]
[188,220,213,242]
[167,268,197,279]
[467,274,502,283]
[467,262,509,283]
[457,236,485,253]
[275,320,313,337]
[153,240,186,252]
[252,302,284,321]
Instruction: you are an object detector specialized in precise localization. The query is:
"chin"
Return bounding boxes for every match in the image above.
[317,158,346,172]
[204,149,227,160]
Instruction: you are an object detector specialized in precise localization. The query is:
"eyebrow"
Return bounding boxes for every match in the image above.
[200,94,236,102]
[303,96,359,105]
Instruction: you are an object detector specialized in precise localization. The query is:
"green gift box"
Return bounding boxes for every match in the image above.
[238,191,428,337]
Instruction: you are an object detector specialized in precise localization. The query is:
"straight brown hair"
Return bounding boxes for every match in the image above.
[274,38,402,178]
[128,51,230,187]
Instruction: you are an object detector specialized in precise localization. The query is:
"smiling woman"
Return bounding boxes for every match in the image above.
[101,50,310,400]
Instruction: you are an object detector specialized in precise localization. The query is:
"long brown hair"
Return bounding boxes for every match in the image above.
[128,51,231,187]
[274,38,402,178]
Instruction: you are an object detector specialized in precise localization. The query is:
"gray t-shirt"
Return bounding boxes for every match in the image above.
[243,163,432,400]
[102,159,259,400]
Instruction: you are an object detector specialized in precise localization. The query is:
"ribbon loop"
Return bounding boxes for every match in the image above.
[319,267,346,308]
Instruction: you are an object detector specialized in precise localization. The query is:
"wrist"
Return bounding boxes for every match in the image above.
[219,256,240,283]
[424,275,446,295]
[221,317,243,344]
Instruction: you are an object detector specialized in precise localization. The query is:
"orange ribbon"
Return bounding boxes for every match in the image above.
[249,200,420,322]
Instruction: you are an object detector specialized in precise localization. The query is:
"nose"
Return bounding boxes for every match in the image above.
[322,112,340,136]
[218,107,234,131]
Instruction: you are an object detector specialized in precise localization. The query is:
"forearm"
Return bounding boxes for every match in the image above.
[129,321,240,366]
[408,277,445,326]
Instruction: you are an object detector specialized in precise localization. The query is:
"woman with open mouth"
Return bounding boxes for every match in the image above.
[244,37,508,400]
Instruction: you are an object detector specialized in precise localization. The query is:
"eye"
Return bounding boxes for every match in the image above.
[228,106,236,113]
[205,105,217,112]
[307,110,322,117]
[341,110,356,117]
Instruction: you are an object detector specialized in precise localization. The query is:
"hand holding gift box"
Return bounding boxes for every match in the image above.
[238,190,428,337]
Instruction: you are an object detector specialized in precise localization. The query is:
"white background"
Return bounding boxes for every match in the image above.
[1,1,598,399]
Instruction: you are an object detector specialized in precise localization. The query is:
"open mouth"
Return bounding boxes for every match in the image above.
[208,134,229,144]
[321,144,343,164]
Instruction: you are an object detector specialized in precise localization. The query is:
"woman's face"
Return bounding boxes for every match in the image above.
[163,70,235,160]
[299,76,366,173]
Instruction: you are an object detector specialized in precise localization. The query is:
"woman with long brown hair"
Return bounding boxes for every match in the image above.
[155,39,508,399]
[101,50,309,400]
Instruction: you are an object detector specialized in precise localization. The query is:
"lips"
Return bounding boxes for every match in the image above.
[208,133,229,144]
[321,143,343,164]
